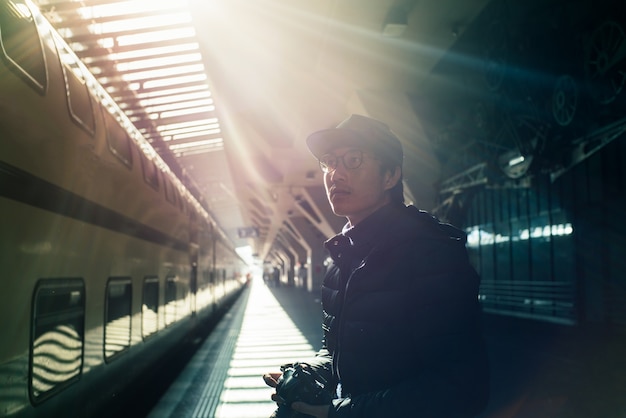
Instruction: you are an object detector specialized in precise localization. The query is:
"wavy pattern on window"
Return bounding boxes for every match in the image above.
[31,325,82,398]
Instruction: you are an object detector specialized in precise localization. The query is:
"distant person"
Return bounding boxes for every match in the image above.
[297,263,307,288]
[263,114,489,417]
[273,266,281,287]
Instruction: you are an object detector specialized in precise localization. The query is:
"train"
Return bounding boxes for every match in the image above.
[0,0,249,416]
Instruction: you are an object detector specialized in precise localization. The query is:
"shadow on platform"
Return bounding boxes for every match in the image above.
[266,283,324,352]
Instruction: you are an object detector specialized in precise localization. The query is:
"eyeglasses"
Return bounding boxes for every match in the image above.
[318,149,365,173]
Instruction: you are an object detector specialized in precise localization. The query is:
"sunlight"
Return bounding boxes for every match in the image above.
[168,138,222,149]
[162,122,218,136]
[168,130,221,142]
[157,118,219,133]
[139,90,211,108]
[117,27,196,47]
[105,43,199,62]
[120,63,204,82]
[235,246,255,265]
[466,222,574,247]
[70,0,223,157]
[77,0,188,19]
[143,73,207,89]
[158,105,215,119]
[115,53,202,72]
[143,97,213,114]
[92,13,192,35]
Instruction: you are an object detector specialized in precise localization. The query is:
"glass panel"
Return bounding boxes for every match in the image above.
[103,110,133,167]
[141,153,159,190]
[164,178,176,205]
[0,0,46,91]
[31,279,84,402]
[53,32,95,135]
[142,277,159,338]
[104,278,132,360]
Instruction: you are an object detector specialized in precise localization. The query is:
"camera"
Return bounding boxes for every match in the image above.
[270,362,333,418]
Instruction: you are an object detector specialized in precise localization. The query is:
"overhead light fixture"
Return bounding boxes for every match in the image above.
[508,155,525,166]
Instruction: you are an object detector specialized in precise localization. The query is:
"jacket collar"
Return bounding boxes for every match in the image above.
[325,204,402,262]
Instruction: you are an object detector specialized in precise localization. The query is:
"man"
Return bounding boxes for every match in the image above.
[264,114,489,417]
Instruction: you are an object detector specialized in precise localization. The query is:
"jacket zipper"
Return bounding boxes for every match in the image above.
[334,258,366,385]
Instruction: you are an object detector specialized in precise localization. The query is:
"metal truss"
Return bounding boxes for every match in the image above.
[550,117,626,181]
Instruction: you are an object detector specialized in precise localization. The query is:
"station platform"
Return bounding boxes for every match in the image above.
[147,276,626,418]
[147,277,323,418]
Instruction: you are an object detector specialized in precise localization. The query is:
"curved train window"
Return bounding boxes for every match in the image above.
[30,279,84,403]
[53,32,95,135]
[142,277,159,339]
[174,188,182,209]
[0,0,46,93]
[163,177,177,206]
[103,110,133,168]
[179,193,186,213]
[140,153,159,191]
[104,278,132,361]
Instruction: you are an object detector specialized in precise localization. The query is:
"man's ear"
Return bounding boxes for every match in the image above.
[383,166,401,191]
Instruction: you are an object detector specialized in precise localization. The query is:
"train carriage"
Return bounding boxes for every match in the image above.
[0,1,247,416]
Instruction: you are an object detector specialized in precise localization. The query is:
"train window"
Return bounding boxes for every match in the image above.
[163,178,177,206]
[104,278,132,361]
[140,153,160,191]
[164,276,177,326]
[30,279,85,403]
[175,188,182,210]
[179,195,186,213]
[0,0,46,93]
[142,277,159,339]
[53,32,96,135]
[103,110,133,168]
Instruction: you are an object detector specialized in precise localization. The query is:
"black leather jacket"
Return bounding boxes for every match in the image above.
[309,204,489,418]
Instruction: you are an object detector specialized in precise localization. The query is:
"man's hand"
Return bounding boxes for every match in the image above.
[263,372,285,403]
[263,372,282,388]
[263,370,331,417]
[291,402,330,418]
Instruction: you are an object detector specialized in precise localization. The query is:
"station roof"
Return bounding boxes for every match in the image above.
[35,0,493,262]
[36,0,624,263]
[35,0,244,246]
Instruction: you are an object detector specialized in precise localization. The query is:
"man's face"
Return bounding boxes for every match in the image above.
[322,146,396,226]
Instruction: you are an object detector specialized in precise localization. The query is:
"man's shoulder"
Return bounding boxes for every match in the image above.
[401,206,467,242]
[379,206,454,239]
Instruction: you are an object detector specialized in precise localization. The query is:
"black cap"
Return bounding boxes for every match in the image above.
[306,114,403,166]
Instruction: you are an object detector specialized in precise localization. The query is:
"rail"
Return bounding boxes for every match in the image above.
[479,280,577,325]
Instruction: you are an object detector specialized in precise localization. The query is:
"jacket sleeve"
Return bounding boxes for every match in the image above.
[306,347,334,384]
